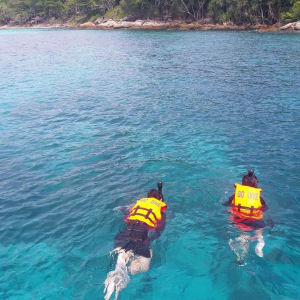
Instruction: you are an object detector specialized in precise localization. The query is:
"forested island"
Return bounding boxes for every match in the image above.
[0,0,300,29]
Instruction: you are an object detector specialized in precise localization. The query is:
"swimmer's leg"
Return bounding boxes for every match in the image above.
[128,250,153,275]
[104,248,133,300]
[229,235,250,265]
[254,230,265,258]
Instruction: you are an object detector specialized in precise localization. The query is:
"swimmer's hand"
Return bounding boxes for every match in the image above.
[113,204,132,216]
[222,200,232,206]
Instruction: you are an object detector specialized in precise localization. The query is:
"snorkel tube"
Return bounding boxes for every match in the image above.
[157,181,163,193]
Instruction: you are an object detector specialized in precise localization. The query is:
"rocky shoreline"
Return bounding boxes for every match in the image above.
[1,19,300,31]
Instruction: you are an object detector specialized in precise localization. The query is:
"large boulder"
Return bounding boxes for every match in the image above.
[131,20,146,28]
[120,15,140,22]
[97,20,118,28]
[179,22,205,30]
[95,17,106,24]
[142,20,169,29]
[168,20,184,29]
[79,22,96,28]
[114,21,135,29]
[280,21,300,30]
[214,24,227,30]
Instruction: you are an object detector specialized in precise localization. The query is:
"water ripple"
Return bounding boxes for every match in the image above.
[0,29,300,300]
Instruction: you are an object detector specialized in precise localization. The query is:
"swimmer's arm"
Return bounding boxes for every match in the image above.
[114,204,133,216]
[146,213,166,243]
[155,213,166,239]
[223,194,234,206]
[260,197,268,211]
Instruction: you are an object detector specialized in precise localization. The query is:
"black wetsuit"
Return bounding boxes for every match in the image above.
[114,213,166,258]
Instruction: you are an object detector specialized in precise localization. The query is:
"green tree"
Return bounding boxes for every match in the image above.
[0,1,12,23]
[282,0,300,21]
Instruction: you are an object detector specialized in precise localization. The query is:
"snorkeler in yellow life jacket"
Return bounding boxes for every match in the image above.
[223,170,270,262]
[127,197,167,228]
[224,169,268,222]
[114,181,166,257]
[104,182,167,300]
[229,183,263,220]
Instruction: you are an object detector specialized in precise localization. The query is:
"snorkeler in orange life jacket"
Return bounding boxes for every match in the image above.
[223,169,269,229]
[223,170,271,262]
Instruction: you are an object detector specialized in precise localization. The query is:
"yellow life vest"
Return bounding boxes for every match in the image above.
[127,197,167,228]
[230,183,263,220]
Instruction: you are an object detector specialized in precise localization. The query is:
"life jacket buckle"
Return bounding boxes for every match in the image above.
[237,204,241,212]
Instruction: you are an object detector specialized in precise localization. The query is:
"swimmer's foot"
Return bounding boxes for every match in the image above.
[255,234,265,258]
[255,242,264,257]
[255,232,265,257]
[104,268,130,300]
[236,257,247,266]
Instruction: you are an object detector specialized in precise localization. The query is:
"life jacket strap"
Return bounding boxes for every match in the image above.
[130,206,158,225]
[236,204,256,215]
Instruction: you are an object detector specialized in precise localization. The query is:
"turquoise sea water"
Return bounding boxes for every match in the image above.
[0,29,300,300]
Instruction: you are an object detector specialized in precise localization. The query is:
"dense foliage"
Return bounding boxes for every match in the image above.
[0,0,299,25]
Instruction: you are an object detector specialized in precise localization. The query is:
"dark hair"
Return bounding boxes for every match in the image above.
[147,189,163,200]
[242,174,258,188]
[248,169,254,176]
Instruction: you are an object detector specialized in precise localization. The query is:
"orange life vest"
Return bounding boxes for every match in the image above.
[229,183,263,220]
[127,197,167,228]
[229,215,254,232]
